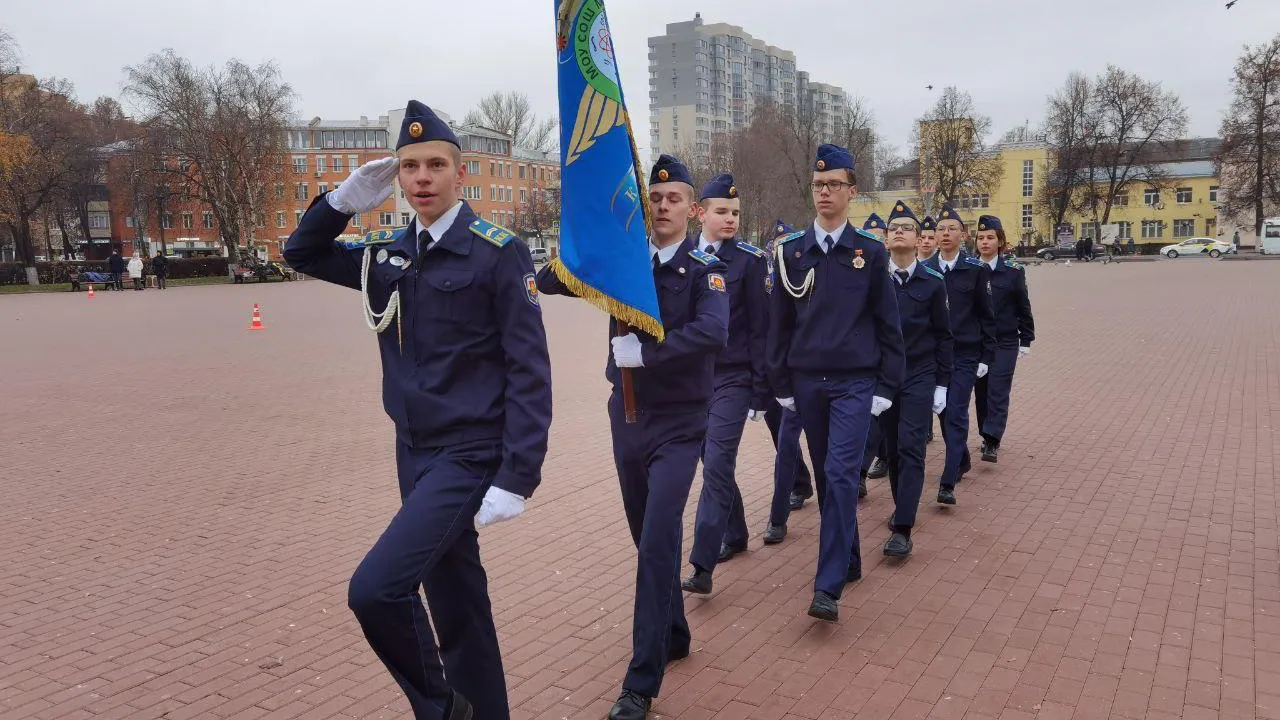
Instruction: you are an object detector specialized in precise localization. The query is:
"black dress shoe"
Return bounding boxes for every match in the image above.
[937,487,956,505]
[867,457,888,479]
[981,441,999,463]
[788,490,807,510]
[608,689,651,720]
[859,477,868,498]
[846,563,862,583]
[763,523,787,544]
[887,514,895,532]
[681,569,712,595]
[958,453,972,477]
[445,690,474,720]
[808,591,839,621]
[717,542,747,563]
[883,532,912,558]
[668,643,690,662]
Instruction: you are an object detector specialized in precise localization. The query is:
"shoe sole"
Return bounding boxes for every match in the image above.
[883,547,911,558]
[763,535,786,545]
[981,455,997,463]
[937,496,956,506]
[681,584,711,595]
[807,607,838,622]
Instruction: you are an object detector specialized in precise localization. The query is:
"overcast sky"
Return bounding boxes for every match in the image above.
[4,0,1279,157]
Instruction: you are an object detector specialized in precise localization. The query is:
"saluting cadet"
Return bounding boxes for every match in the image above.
[683,174,770,595]
[922,204,995,506]
[972,215,1035,463]
[918,215,938,262]
[537,154,728,720]
[283,100,552,720]
[768,144,905,622]
[879,201,953,558]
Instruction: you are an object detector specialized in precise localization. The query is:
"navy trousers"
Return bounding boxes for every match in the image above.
[860,419,886,477]
[348,439,507,720]
[689,371,752,572]
[792,373,873,598]
[976,343,1020,445]
[940,349,982,489]
[883,368,934,530]
[609,394,706,698]
[766,401,811,526]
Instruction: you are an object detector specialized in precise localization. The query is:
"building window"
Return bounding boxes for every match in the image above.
[348,155,358,171]
[1022,160,1034,198]
[352,213,361,227]
[203,211,214,229]
[1176,188,1192,204]
[275,183,285,200]
[295,210,303,226]
[125,216,136,228]
[296,183,309,201]
[1113,193,1129,207]
[467,161,481,175]
[1141,220,1163,239]
[1080,222,1098,240]
[161,213,173,230]
[87,213,109,229]
[1116,221,1132,239]
[318,183,329,195]
[490,185,497,201]
[316,155,327,174]
[1021,204,1033,230]
[490,161,497,176]
[1173,219,1195,237]
[276,212,285,228]
[292,156,307,173]
[1143,188,1160,206]
[518,165,526,180]
[181,212,193,229]
[378,212,394,226]
[520,189,528,204]
[332,156,344,174]
[1209,186,1219,203]
[400,212,411,226]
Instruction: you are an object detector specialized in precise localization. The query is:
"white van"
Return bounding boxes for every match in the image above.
[1262,217,1280,255]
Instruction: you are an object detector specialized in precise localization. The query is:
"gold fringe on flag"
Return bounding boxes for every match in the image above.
[548,257,666,342]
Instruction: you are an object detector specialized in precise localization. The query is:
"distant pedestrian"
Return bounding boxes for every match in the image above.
[152,252,168,289]
[127,252,144,291]
[108,249,125,290]
[1233,229,1241,252]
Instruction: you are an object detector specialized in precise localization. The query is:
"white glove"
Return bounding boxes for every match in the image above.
[474,486,525,528]
[611,333,644,367]
[976,363,989,379]
[870,396,892,417]
[776,397,797,412]
[326,157,398,214]
[746,409,763,422]
[1018,346,1031,358]
[933,386,947,415]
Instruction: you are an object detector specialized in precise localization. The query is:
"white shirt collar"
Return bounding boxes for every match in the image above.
[813,220,849,254]
[889,258,917,281]
[416,201,464,249]
[698,234,723,254]
[982,256,999,270]
[938,251,961,270]
[650,239,683,266]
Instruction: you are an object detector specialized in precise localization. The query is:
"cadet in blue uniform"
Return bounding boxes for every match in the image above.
[922,204,995,506]
[283,101,552,720]
[763,221,815,543]
[972,215,1035,462]
[918,215,938,262]
[879,201,953,558]
[860,212,891,484]
[682,174,770,595]
[537,155,728,720]
[862,212,887,241]
[768,144,905,622]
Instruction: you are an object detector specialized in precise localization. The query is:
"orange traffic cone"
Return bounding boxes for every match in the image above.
[87,283,95,299]
[248,303,265,331]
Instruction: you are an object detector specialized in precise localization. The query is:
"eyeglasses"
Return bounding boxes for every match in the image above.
[810,181,851,193]
[887,222,917,232]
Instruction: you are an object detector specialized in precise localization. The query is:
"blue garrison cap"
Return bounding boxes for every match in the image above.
[773,219,795,238]
[887,201,920,226]
[814,143,855,173]
[863,213,885,231]
[920,215,937,231]
[700,173,739,201]
[651,154,693,186]
[977,215,1003,232]
[397,100,458,151]
[936,203,965,226]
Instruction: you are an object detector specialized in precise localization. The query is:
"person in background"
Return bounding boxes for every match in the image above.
[108,249,125,291]
[153,251,168,289]
[127,252,145,291]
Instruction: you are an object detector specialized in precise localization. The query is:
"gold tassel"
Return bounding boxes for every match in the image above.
[549,258,666,341]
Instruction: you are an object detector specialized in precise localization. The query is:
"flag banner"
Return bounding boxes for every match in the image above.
[551,0,663,340]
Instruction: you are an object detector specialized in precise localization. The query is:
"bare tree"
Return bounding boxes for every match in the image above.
[1039,73,1100,232]
[912,87,1003,206]
[464,91,559,153]
[1217,34,1280,241]
[512,164,560,247]
[124,49,294,269]
[833,95,879,192]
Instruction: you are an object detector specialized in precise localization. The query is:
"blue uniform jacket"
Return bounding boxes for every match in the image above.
[282,194,552,498]
[767,225,906,400]
[894,263,955,388]
[707,239,771,410]
[922,250,996,364]
[987,256,1035,347]
[537,236,729,413]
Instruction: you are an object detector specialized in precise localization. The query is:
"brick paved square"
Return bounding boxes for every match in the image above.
[2,258,1277,719]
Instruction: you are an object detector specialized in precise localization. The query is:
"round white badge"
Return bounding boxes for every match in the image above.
[376,249,389,264]
[389,256,405,267]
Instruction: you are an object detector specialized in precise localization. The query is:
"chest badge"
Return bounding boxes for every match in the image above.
[376,249,389,264]
[852,248,866,269]
[390,255,406,268]
[677,266,686,275]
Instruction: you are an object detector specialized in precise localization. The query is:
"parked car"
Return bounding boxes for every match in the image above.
[233,262,296,283]
[529,247,550,264]
[1159,238,1233,259]
[1036,241,1096,261]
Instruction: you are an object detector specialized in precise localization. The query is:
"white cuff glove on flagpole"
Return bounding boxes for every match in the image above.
[933,386,947,415]
[976,363,989,379]
[870,396,892,417]
[326,157,399,214]
[611,334,643,367]
[776,397,796,412]
[474,487,525,528]
[1018,346,1031,358]
[746,409,763,422]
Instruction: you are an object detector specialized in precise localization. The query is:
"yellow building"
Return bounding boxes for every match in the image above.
[855,136,1222,251]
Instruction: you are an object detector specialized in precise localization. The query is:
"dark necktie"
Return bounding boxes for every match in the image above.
[418,229,433,255]
[652,253,660,272]
[704,245,716,255]
[824,236,834,252]
[942,263,950,275]
[895,270,910,285]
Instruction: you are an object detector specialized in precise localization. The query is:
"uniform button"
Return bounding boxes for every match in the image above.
[444,280,451,288]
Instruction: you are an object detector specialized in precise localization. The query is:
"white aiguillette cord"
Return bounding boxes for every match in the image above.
[360,246,399,334]
[774,242,814,298]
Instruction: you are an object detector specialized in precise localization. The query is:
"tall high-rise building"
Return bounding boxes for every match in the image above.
[647,13,848,163]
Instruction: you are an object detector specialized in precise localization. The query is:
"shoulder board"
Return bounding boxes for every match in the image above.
[469,218,516,247]
[1004,259,1022,269]
[852,228,880,242]
[736,241,766,258]
[922,265,945,281]
[689,248,718,265]
[778,231,805,245]
[337,228,403,250]
[963,256,984,266]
